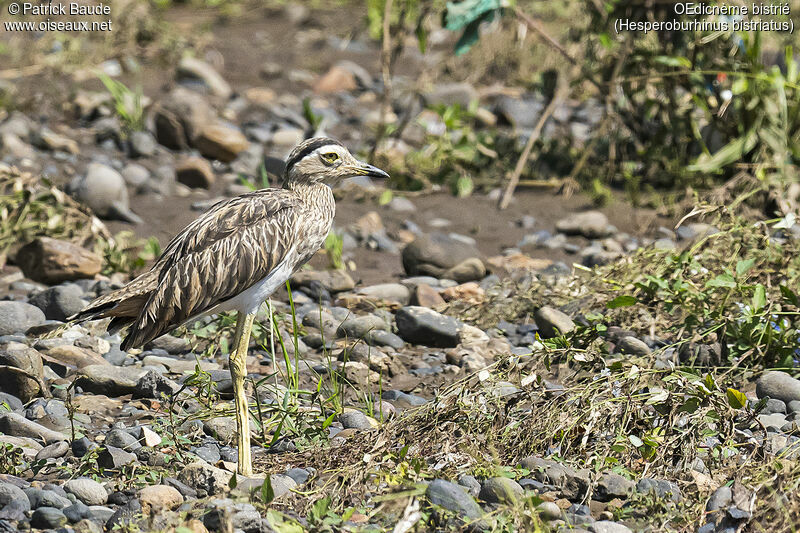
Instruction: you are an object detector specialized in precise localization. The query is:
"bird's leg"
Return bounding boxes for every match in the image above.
[230,311,255,476]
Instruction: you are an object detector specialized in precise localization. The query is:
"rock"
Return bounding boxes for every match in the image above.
[292,270,355,293]
[534,307,575,338]
[0,343,44,402]
[98,445,137,468]
[356,283,411,305]
[479,477,524,504]
[178,462,233,495]
[589,521,633,533]
[520,456,591,501]
[31,507,68,528]
[395,306,460,347]
[71,163,142,224]
[616,336,651,356]
[154,88,214,149]
[32,127,79,154]
[442,258,486,283]
[64,478,108,506]
[203,417,237,444]
[270,474,298,499]
[636,478,682,503]
[339,410,374,430]
[145,334,190,354]
[177,56,232,99]
[756,371,800,404]
[29,284,86,321]
[413,284,445,308]
[128,131,157,158]
[494,95,545,130]
[555,211,613,239]
[138,485,182,511]
[0,412,66,443]
[0,301,46,335]
[76,365,148,396]
[285,3,310,24]
[105,429,141,452]
[133,370,180,399]
[25,488,71,509]
[120,163,150,188]
[426,479,484,521]
[71,437,99,458]
[42,344,109,369]
[424,82,478,108]
[364,329,404,349]
[595,472,634,501]
[337,315,387,339]
[402,233,482,277]
[62,501,90,522]
[0,483,30,516]
[105,499,145,531]
[314,65,357,94]
[16,238,102,285]
[536,501,562,521]
[194,122,249,162]
[35,440,70,461]
[176,156,215,189]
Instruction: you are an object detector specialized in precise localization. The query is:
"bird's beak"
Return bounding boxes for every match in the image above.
[351,161,390,180]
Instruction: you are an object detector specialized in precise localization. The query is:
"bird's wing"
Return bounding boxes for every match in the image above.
[120,190,300,350]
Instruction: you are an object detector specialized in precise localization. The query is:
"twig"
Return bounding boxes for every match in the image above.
[498,76,569,210]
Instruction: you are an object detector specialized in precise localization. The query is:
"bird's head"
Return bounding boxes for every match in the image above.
[283,137,389,188]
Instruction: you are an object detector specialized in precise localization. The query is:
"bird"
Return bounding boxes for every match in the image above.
[71,137,389,476]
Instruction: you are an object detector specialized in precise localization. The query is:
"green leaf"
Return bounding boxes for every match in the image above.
[378,189,393,206]
[229,473,238,490]
[752,284,766,311]
[261,476,275,504]
[444,0,504,30]
[687,129,758,173]
[628,435,644,447]
[736,258,756,276]
[706,273,736,289]
[726,388,747,409]
[779,285,799,306]
[607,295,637,309]
[731,77,749,94]
[654,55,691,68]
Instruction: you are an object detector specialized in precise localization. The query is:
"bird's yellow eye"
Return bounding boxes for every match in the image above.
[322,152,339,163]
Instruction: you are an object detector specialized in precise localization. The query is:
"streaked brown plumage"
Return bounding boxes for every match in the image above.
[72,137,387,351]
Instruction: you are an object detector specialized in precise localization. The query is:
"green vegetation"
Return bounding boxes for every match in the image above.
[96,72,145,134]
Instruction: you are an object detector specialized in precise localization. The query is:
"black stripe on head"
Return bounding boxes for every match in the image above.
[284,137,344,175]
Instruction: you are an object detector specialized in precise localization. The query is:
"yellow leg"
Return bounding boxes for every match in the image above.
[230,311,255,476]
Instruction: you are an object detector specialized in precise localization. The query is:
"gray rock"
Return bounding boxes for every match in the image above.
[154,88,214,149]
[479,477,524,504]
[104,429,141,452]
[35,441,70,461]
[364,329,404,349]
[177,462,233,495]
[0,301,46,335]
[357,283,411,305]
[756,371,800,404]
[426,479,484,521]
[536,501,562,521]
[177,57,232,99]
[29,284,86,321]
[145,334,190,354]
[70,163,142,224]
[64,478,108,506]
[764,398,786,414]
[0,392,23,411]
[457,475,481,498]
[270,474,298,499]
[636,478,682,503]
[494,95,545,130]
[71,437,99,458]
[443,258,486,283]
[0,343,44,402]
[63,501,91,522]
[128,131,157,158]
[76,365,148,396]
[285,468,311,485]
[555,211,613,239]
[25,488,71,509]
[192,444,220,463]
[0,412,67,443]
[388,197,416,212]
[595,472,634,501]
[98,445,137,468]
[589,521,633,533]
[31,506,68,528]
[534,307,575,338]
[339,410,372,430]
[337,315,388,339]
[616,336,651,356]
[402,233,482,278]
[120,163,150,188]
[520,456,591,500]
[133,370,180,399]
[105,499,144,531]
[395,306,460,347]
[0,483,30,515]
[757,412,787,430]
